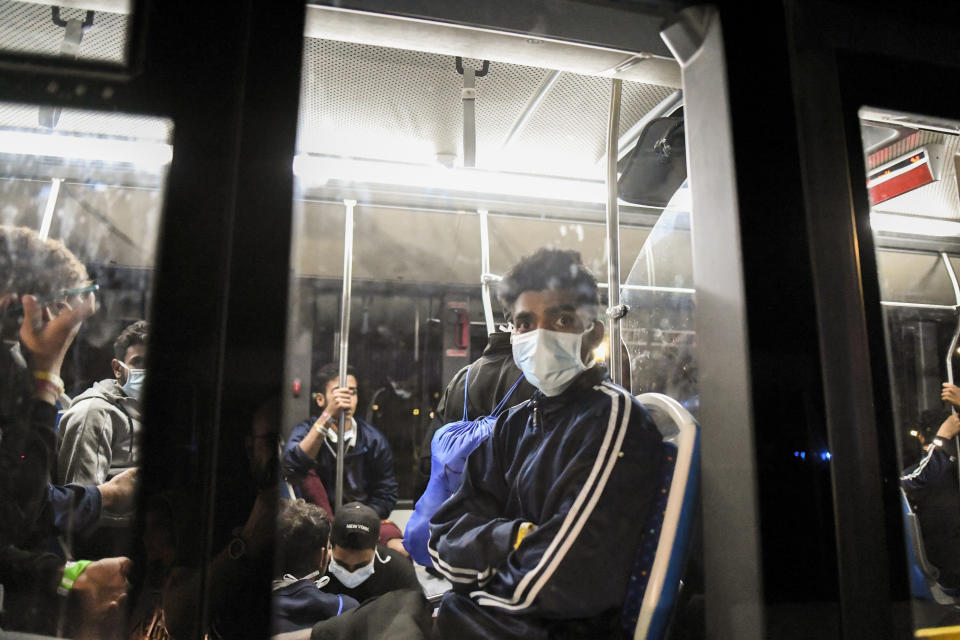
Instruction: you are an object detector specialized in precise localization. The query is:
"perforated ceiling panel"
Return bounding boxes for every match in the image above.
[509,72,675,177]
[0,1,127,63]
[298,38,675,179]
[869,130,960,220]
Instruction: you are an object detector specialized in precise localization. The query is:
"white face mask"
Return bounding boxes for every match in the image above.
[511,326,594,397]
[328,556,375,589]
[118,361,146,401]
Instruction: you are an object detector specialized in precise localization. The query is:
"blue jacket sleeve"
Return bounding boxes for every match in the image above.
[428,416,525,591]
[38,483,103,536]
[280,421,316,480]
[365,433,398,519]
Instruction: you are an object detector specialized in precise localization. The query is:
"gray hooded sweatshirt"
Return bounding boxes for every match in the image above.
[57,378,142,491]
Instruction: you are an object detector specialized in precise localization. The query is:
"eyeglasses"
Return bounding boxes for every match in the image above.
[6,283,99,315]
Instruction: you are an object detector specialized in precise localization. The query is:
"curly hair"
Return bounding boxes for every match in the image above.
[113,320,149,361]
[0,225,89,298]
[497,248,599,315]
[275,499,332,578]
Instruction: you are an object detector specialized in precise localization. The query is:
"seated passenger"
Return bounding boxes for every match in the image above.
[281,364,401,550]
[58,319,147,488]
[428,248,664,640]
[901,392,960,591]
[272,499,359,634]
[324,502,419,604]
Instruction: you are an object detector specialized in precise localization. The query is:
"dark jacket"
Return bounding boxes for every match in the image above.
[324,545,420,604]
[416,332,535,497]
[281,417,398,519]
[428,367,663,624]
[435,331,535,423]
[272,579,358,634]
[0,344,103,634]
[310,588,433,640]
[901,436,960,589]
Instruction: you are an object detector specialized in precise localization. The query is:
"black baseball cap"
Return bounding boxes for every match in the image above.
[331,502,380,550]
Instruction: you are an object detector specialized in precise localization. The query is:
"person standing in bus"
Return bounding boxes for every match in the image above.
[428,248,664,640]
[281,364,401,549]
[0,225,135,636]
[58,320,147,488]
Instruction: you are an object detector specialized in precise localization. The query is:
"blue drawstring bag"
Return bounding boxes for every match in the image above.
[404,371,524,567]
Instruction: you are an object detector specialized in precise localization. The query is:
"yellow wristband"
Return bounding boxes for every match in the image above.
[34,370,64,391]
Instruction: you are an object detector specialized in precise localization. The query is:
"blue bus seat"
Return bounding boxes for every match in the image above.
[621,393,701,640]
[899,488,960,605]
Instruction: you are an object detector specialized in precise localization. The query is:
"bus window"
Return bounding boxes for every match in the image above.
[0,101,170,636]
[859,107,960,633]
[279,5,704,637]
[621,180,697,412]
[0,0,132,65]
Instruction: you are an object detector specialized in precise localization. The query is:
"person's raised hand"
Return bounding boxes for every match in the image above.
[937,413,960,441]
[19,292,96,375]
[325,387,354,420]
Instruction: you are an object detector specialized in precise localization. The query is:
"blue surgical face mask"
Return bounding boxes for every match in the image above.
[328,556,375,589]
[511,326,594,397]
[118,361,146,401]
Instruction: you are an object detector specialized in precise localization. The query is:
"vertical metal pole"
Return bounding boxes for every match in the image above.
[462,68,477,168]
[605,79,623,385]
[479,208,496,335]
[940,252,960,389]
[414,304,421,363]
[939,252,960,488]
[335,199,356,513]
[38,178,63,240]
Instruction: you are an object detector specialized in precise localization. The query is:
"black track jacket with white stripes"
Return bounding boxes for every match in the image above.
[901,437,960,589]
[428,366,663,618]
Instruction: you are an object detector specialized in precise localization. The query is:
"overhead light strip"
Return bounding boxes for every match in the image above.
[870,212,960,238]
[0,130,172,167]
[293,154,608,204]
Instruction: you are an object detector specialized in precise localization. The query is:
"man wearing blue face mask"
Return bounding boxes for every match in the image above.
[58,320,147,493]
[429,248,664,640]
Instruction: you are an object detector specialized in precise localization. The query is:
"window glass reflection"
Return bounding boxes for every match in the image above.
[282,14,702,637]
[0,0,131,64]
[0,102,168,636]
[860,107,960,632]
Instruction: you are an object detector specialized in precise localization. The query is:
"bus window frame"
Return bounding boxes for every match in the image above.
[786,0,960,637]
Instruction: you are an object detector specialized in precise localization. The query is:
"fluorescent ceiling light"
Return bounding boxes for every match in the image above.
[293,154,608,204]
[0,130,173,168]
[870,212,960,238]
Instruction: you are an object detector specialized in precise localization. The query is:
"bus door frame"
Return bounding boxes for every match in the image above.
[786,0,960,636]
[0,1,306,636]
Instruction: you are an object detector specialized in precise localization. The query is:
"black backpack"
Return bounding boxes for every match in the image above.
[617,116,687,208]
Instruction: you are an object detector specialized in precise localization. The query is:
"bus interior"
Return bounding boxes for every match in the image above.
[2,1,960,639]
